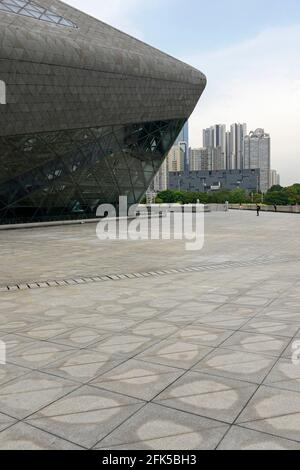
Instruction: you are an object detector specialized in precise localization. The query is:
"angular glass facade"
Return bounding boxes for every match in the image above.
[0,0,77,28]
[0,119,185,224]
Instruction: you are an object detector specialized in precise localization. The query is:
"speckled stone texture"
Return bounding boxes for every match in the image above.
[0,0,206,135]
[0,211,299,449]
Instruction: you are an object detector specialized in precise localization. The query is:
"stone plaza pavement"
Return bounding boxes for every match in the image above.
[0,210,299,450]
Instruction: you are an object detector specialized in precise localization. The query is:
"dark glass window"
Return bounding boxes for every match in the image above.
[0,0,77,28]
[0,119,185,224]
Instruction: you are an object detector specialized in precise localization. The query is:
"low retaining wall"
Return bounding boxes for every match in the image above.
[207,204,228,212]
[229,204,300,214]
[0,204,229,230]
[138,204,211,214]
[138,204,228,213]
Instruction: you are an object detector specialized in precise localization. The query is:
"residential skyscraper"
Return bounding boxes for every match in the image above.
[212,147,224,171]
[202,124,226,170]
[189,148,202,171]
[212,124,226,152]
[190,148,212,171]
[244,129,271,193]
[226,131,231,170]
[151,160,168,192]
[203,128,213,148]
[269,170,281,188]
[175,121,190,173]
[166,145,185,173]
[175,121,189,146]
[229,123,247,170]
[203,123,246,170]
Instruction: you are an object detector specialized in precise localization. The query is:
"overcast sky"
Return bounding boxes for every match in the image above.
[66,0,300,185]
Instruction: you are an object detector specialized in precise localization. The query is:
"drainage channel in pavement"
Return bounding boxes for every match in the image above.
[0,256,296,293]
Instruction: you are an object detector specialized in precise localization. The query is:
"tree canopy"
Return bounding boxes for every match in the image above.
[154,183,300,206]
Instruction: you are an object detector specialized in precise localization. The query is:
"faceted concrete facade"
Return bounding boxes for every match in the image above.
[0,0,206,223]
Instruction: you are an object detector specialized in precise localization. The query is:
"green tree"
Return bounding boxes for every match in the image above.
[264,191,289,205]
[285,185,300,205]
[251,192,264,203]
[269,185,284,193]
[157,190,184,203]
[227,188,249,204]
[155,184,300,207]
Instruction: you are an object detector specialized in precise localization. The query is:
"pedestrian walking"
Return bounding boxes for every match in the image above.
[256,204,261,217]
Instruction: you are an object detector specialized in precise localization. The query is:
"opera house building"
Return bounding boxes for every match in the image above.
[0,0,206,224]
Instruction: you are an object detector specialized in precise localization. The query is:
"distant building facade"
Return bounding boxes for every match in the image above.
[166,145,185,173]
[202,124,226,170]
[151,121,276,196]
[168,169,260,193]
[244,128,271,193]
[229,123,247,170]
[175,121,189,146]
[269,169,281,188]
[175,121,190,173]
[190,148,212,171]
[201,123,247,171]
[195,124,272,193]
[212,147,225,171]
[151,160,168,192]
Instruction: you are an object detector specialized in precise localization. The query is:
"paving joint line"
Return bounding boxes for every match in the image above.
[0,256,298,293]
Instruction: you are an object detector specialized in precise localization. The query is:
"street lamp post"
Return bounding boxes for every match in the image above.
[178,174,181,192]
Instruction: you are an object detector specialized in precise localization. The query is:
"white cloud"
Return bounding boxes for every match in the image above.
[184,25,300,185]
[65,0,146,38]
[65,3,299,185]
